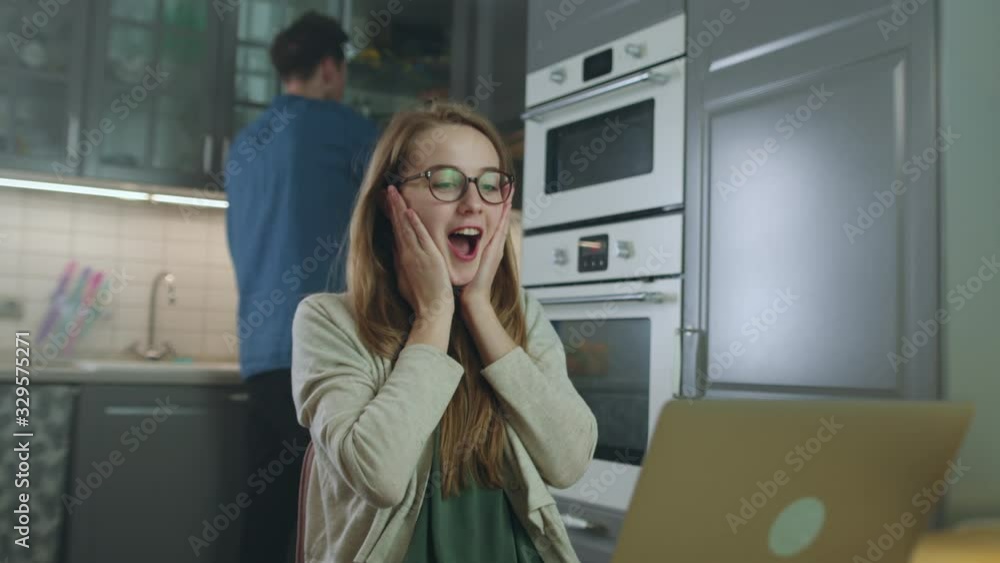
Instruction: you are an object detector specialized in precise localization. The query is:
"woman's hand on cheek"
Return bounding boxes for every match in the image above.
[386,185,454,321]
[460,197,513,310]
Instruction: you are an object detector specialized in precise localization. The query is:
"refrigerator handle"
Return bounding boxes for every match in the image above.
[674,326,707,400]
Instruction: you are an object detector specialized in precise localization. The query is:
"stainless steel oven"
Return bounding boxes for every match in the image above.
[521,15,686,230]
[522,214,683,515]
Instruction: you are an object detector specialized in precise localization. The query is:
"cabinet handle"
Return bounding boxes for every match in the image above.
[202,135,214,173]
[673,323,683,397]
[227,392,248,403]
[66,115,80,165]
[222,136,231,166]
[674,326,706,400]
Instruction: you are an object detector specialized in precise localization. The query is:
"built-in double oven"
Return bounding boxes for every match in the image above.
[519,12,687,561]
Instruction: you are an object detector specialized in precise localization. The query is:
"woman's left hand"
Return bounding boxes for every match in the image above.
[460,196,514,309]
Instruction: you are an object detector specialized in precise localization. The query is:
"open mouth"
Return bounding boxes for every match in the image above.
[447,227,483,262]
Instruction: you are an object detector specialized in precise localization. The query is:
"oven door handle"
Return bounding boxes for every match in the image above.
[521,69,670,122]
[536,291,667,305]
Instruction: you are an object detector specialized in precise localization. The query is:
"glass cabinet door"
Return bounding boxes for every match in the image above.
[224,0,343,140]
[84,0,222,187]
[227,0,286,137]
[0,0,88,175]
[222,0,454,140]
[340,0,452,125]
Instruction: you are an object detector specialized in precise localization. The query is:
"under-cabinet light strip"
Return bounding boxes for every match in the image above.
[150,193,228,208]
[0,178,228,208]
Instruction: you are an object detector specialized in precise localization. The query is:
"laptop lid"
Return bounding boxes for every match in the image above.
[612,399,973,563]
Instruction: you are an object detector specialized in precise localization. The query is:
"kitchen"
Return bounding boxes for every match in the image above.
[1,0,998,562]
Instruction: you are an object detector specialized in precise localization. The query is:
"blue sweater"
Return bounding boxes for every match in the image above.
[226,94,377,378]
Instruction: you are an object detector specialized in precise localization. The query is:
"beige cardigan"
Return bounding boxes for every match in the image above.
[291,290,598,563]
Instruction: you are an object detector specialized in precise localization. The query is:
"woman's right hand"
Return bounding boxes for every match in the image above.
[386,185,455,324]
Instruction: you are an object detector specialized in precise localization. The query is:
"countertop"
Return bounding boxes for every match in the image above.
[5,357,243,386]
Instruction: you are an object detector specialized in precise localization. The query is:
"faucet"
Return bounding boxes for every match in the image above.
[130,271,176,360]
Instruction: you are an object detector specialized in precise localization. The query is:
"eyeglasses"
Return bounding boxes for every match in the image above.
[397,165,514,205]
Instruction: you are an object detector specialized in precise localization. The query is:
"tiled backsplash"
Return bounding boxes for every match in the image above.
[0,187,238,362]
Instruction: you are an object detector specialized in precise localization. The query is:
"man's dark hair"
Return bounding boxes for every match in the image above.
[270,11,348,81]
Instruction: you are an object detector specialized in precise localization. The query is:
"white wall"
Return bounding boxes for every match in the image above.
[0,187,238,362]
[940,0,1000,524]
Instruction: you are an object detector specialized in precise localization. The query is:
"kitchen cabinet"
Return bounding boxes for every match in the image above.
[223,0,534,140]
[65,383,249,563]
[0,0,234,189]
[1,0,508,189]
[525,0,684,74]
[453,0,528,134]
[217,0,338,142]
[0,0,89,176]
[681,0,939,399]
[78,0,227,188]
[3,0,239,190]
[218,0,458,136]
[325,0,456,126]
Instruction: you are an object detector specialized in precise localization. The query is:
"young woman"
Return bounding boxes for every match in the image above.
[291,101,598,563]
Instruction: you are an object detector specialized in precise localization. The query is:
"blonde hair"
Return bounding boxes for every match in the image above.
[346,101,527,496]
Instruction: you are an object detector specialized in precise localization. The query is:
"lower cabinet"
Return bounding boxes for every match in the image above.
[65,384,249,563]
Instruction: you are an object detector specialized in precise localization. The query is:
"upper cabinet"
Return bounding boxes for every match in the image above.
[0,0,89,175]
[0,0,515,189]
[219,0,322,140]
[81,0,225,187]
[525,0,683,72]
[219,0,457,138]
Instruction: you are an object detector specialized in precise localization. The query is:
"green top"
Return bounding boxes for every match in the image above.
[403,428,544,563]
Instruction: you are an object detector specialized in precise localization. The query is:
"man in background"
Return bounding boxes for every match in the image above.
[225,11,377,563]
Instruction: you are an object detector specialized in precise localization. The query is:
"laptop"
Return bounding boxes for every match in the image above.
[611,399,974,563]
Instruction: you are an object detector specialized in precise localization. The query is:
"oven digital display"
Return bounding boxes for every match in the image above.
[583,48,612,82]
[578,234,608,272]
